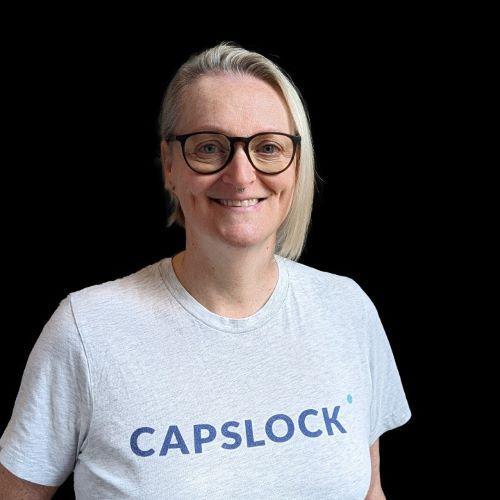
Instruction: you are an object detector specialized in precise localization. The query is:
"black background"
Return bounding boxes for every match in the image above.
[0,10,452,499]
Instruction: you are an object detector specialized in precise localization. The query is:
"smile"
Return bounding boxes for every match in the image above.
[209,197,266,211]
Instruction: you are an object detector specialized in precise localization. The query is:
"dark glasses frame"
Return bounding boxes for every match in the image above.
[165,131,301,175]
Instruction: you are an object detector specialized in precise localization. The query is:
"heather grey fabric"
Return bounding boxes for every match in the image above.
[0,254,412,499]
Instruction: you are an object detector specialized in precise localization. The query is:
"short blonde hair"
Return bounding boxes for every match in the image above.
[157,41,323,262]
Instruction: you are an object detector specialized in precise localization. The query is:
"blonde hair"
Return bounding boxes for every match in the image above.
[157,41,324,261]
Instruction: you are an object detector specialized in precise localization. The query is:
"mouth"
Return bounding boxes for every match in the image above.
[208,197,267,210]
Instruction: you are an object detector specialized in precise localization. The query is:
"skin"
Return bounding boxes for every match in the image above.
[0,462,58,498]
[366,438,386,499]
[160,73,297,318]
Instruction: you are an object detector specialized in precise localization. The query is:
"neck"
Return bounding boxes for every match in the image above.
[172,243,278,319]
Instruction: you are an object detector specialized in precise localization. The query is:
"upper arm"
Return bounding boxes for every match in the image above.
[366,438,386,499]
[0,296,91,489]
[0,463,58,499]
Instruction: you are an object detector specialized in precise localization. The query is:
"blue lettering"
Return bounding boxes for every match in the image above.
[322,406,347,435]
[130,403,349,457]
[159,425,189,456]
[265,414,294,443]
[193,423,217,453]
[298,408,322,437]
[245,419,266,448]
[221,421,242,450]
[130,427,155,457]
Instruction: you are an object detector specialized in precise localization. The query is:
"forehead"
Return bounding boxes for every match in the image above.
[177,74,293,135]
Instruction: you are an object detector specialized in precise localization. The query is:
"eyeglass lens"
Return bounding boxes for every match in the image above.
[183,133,295,173]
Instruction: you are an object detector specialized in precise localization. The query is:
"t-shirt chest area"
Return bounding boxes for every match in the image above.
[86,317,370,459]
[75,298,373,497]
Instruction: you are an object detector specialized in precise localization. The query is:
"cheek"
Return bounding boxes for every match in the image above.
[181,183,219,215]
[277,175,296,202]
[278,176,296,212]
[175,175,212,200]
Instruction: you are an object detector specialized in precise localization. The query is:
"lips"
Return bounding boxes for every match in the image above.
[208,197,266,210]
[208,196,267,205]
[208,197,267,202]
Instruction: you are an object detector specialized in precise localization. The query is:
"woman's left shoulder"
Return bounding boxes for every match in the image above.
[282,256,366,300]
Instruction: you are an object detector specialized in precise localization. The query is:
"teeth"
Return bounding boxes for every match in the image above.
[218,198,260,207]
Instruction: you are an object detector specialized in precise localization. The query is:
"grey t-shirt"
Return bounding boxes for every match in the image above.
[0,254,412,499]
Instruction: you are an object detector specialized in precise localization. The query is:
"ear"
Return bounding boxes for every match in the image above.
[160,140,175,192]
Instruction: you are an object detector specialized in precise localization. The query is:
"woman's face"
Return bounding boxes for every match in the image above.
[161,74,297,251]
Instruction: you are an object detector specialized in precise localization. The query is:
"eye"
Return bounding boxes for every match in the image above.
[258,143,281,154]
[195,140,229,156]
[199,143,220,154]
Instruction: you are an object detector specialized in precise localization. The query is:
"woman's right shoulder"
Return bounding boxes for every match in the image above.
[66,258,166,314]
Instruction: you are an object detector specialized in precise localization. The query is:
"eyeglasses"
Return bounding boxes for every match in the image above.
[165,131,301,175]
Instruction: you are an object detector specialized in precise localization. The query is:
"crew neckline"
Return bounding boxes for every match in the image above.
[158,253,289,334]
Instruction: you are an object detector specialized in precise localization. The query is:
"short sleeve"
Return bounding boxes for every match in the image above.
[0,295,93,487]
[360,289,412,446]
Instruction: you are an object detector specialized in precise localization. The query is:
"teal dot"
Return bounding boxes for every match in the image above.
[347,394,353,404]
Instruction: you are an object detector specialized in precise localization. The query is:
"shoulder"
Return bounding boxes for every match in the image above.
[279,255,371,309]
[66,259,165,327]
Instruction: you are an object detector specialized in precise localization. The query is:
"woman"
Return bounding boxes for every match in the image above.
[0,42,411,499]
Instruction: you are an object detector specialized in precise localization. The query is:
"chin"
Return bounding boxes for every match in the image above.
[216,227,270,248]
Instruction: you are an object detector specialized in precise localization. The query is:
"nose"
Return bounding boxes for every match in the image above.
[221,141,257,187]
